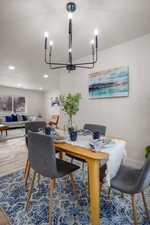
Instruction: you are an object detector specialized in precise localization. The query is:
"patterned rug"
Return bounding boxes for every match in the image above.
[0,169,149,225]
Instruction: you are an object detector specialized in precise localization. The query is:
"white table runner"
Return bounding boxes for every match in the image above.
[65,135,127,184]
[55,130,127,184]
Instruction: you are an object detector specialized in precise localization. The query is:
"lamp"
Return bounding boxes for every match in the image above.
[44,2,99,72]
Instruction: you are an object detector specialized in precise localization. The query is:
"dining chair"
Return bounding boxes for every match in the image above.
[25,132,80,224]
[48,115,59,128]
[24,121,47,186]
[109,155,150,225]
[83,124,106,135]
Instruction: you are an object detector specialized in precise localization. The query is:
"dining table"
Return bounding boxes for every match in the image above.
[55,132,127,225]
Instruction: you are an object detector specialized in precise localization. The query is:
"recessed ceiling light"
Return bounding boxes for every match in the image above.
[17,84,22,88]
[43,74,48,78]
[8,65,15,70]
[39,87,43,90]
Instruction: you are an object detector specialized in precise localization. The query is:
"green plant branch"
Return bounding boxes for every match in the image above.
[145,146,150,158]
[60,93,81,127]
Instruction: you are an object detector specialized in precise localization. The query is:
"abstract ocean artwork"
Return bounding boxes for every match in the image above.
[88,67,129,98]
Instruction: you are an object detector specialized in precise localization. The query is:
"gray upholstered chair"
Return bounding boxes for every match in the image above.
[25,132,79,224]
[24,121,47,186]
[83,124,106,136]
[109,156,150,224]
[25,121,47,145]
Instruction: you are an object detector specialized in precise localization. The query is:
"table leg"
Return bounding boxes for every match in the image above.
[88,159,100,225]
[6,130,8,136]
[59,152,64,160]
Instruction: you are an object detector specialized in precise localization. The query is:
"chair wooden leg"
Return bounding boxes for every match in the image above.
[37,174,40,186]
[52,178,56,191]
[25,172,37,210]
[59,152,64,160]
[120,192,124,198]
[100,182,103,192]
[108,187,112,197]
[82,162,85,179]
[131,194,138,225]
[24,160,29,178]
[69,173,79,200]
[82,162,85,171]
[141,192,149,219]
[48,178,55,225]
[24,162,31,186]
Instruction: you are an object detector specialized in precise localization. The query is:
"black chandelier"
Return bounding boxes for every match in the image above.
[44,2,99,72]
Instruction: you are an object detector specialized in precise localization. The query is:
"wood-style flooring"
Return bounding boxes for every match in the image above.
[0,137,27,176]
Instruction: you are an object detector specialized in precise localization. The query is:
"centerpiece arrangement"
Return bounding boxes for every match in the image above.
[60,93,81,141]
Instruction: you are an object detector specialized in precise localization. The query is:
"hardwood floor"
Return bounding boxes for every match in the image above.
[0,137,27,177]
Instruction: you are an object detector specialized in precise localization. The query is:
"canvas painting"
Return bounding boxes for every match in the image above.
[0,96,12,113]
[51,96,60,107]
[88,67,129,98]
[13,96,26,112]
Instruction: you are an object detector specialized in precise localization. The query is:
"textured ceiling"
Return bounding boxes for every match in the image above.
[0,0,150,90]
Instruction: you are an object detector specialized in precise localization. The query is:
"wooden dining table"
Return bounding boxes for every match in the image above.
[55,141,108,225]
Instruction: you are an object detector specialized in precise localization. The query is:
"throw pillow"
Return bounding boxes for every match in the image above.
[5,115,12,122]
[11,114,18,122]
[22,115,28,121]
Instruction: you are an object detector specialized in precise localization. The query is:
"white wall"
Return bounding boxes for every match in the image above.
[44,73,60,120]
[59,33,150,167]
[0,85,45,117]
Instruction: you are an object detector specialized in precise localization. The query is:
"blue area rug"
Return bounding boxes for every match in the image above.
[0,169,149,225]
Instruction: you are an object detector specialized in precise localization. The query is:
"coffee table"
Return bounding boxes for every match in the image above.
[0,125,9,136]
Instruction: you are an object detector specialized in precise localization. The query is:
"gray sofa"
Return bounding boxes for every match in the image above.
[0,115,39,129]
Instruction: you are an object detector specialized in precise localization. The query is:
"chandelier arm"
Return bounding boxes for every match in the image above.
[76,65,94,69]
[45,62,68,66]
[75,61,97,66]
[95,47,98,62]
[49,53,52,68]
[92,44,95,67]
[45,49,49,64]
[48,66,66,69]
[68,17,73,64]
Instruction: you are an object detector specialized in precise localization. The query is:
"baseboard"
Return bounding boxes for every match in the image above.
[126,157,144,168]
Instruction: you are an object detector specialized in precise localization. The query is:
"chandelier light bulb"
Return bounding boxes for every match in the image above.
[69,48,72,53]
[44,31,49,38]
[90,39,94,45]
[8,65,15,70]
[49,40,53,46]
[68,12,72,20]
[94,29,99,36]
[43,74,48,78]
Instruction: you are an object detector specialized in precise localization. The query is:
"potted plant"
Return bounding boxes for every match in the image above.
[145,146,150,158]
[60,93,81,140]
